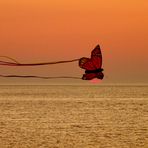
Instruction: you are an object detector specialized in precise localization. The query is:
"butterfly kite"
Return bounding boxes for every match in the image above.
[0,45,104,80]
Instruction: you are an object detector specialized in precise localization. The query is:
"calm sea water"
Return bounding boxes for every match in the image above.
[0,84,148,148]
[0,84,148,99]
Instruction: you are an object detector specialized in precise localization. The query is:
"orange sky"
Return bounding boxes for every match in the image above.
[0,0,148,84]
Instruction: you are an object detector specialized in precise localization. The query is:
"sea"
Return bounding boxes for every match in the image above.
[0,84,148,148]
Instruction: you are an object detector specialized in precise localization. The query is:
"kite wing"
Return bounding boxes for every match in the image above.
[91,44,102,69]
[82,73,98,80]
[79,57,96,70]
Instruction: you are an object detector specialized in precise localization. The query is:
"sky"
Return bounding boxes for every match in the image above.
[0,0,148,84]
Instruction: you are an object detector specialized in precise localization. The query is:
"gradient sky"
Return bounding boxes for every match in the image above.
[0,0,148,84]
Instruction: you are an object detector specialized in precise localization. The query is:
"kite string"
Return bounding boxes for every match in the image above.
[0,74,81,79]
[0,56,19,64]
[0,56,80,66]
[0,56,81,79]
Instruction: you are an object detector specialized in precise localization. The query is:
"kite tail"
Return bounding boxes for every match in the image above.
[0,56,81,79]
[0,56,80,66]
[0,74,81,79]
[0,56,19,64]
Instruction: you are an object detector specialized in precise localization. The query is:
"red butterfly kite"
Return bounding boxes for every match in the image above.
[0,45,104,80]
[79,45,104,80]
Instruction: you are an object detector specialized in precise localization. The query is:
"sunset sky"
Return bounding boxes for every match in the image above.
[0,0,148,84]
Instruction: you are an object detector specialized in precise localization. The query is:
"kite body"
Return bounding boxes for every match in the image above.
[79,45,104,80]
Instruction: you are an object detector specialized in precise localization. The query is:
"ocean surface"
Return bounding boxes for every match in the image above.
[0,84,148,148]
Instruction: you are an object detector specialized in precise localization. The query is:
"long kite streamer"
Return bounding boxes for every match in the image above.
[0,58,79,66]
[0,56,20,64]
[0,45,104,80]
[0,74,81,79]
[0,57,80,79]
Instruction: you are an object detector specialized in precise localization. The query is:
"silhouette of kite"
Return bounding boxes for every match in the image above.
[0,45,104,80]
